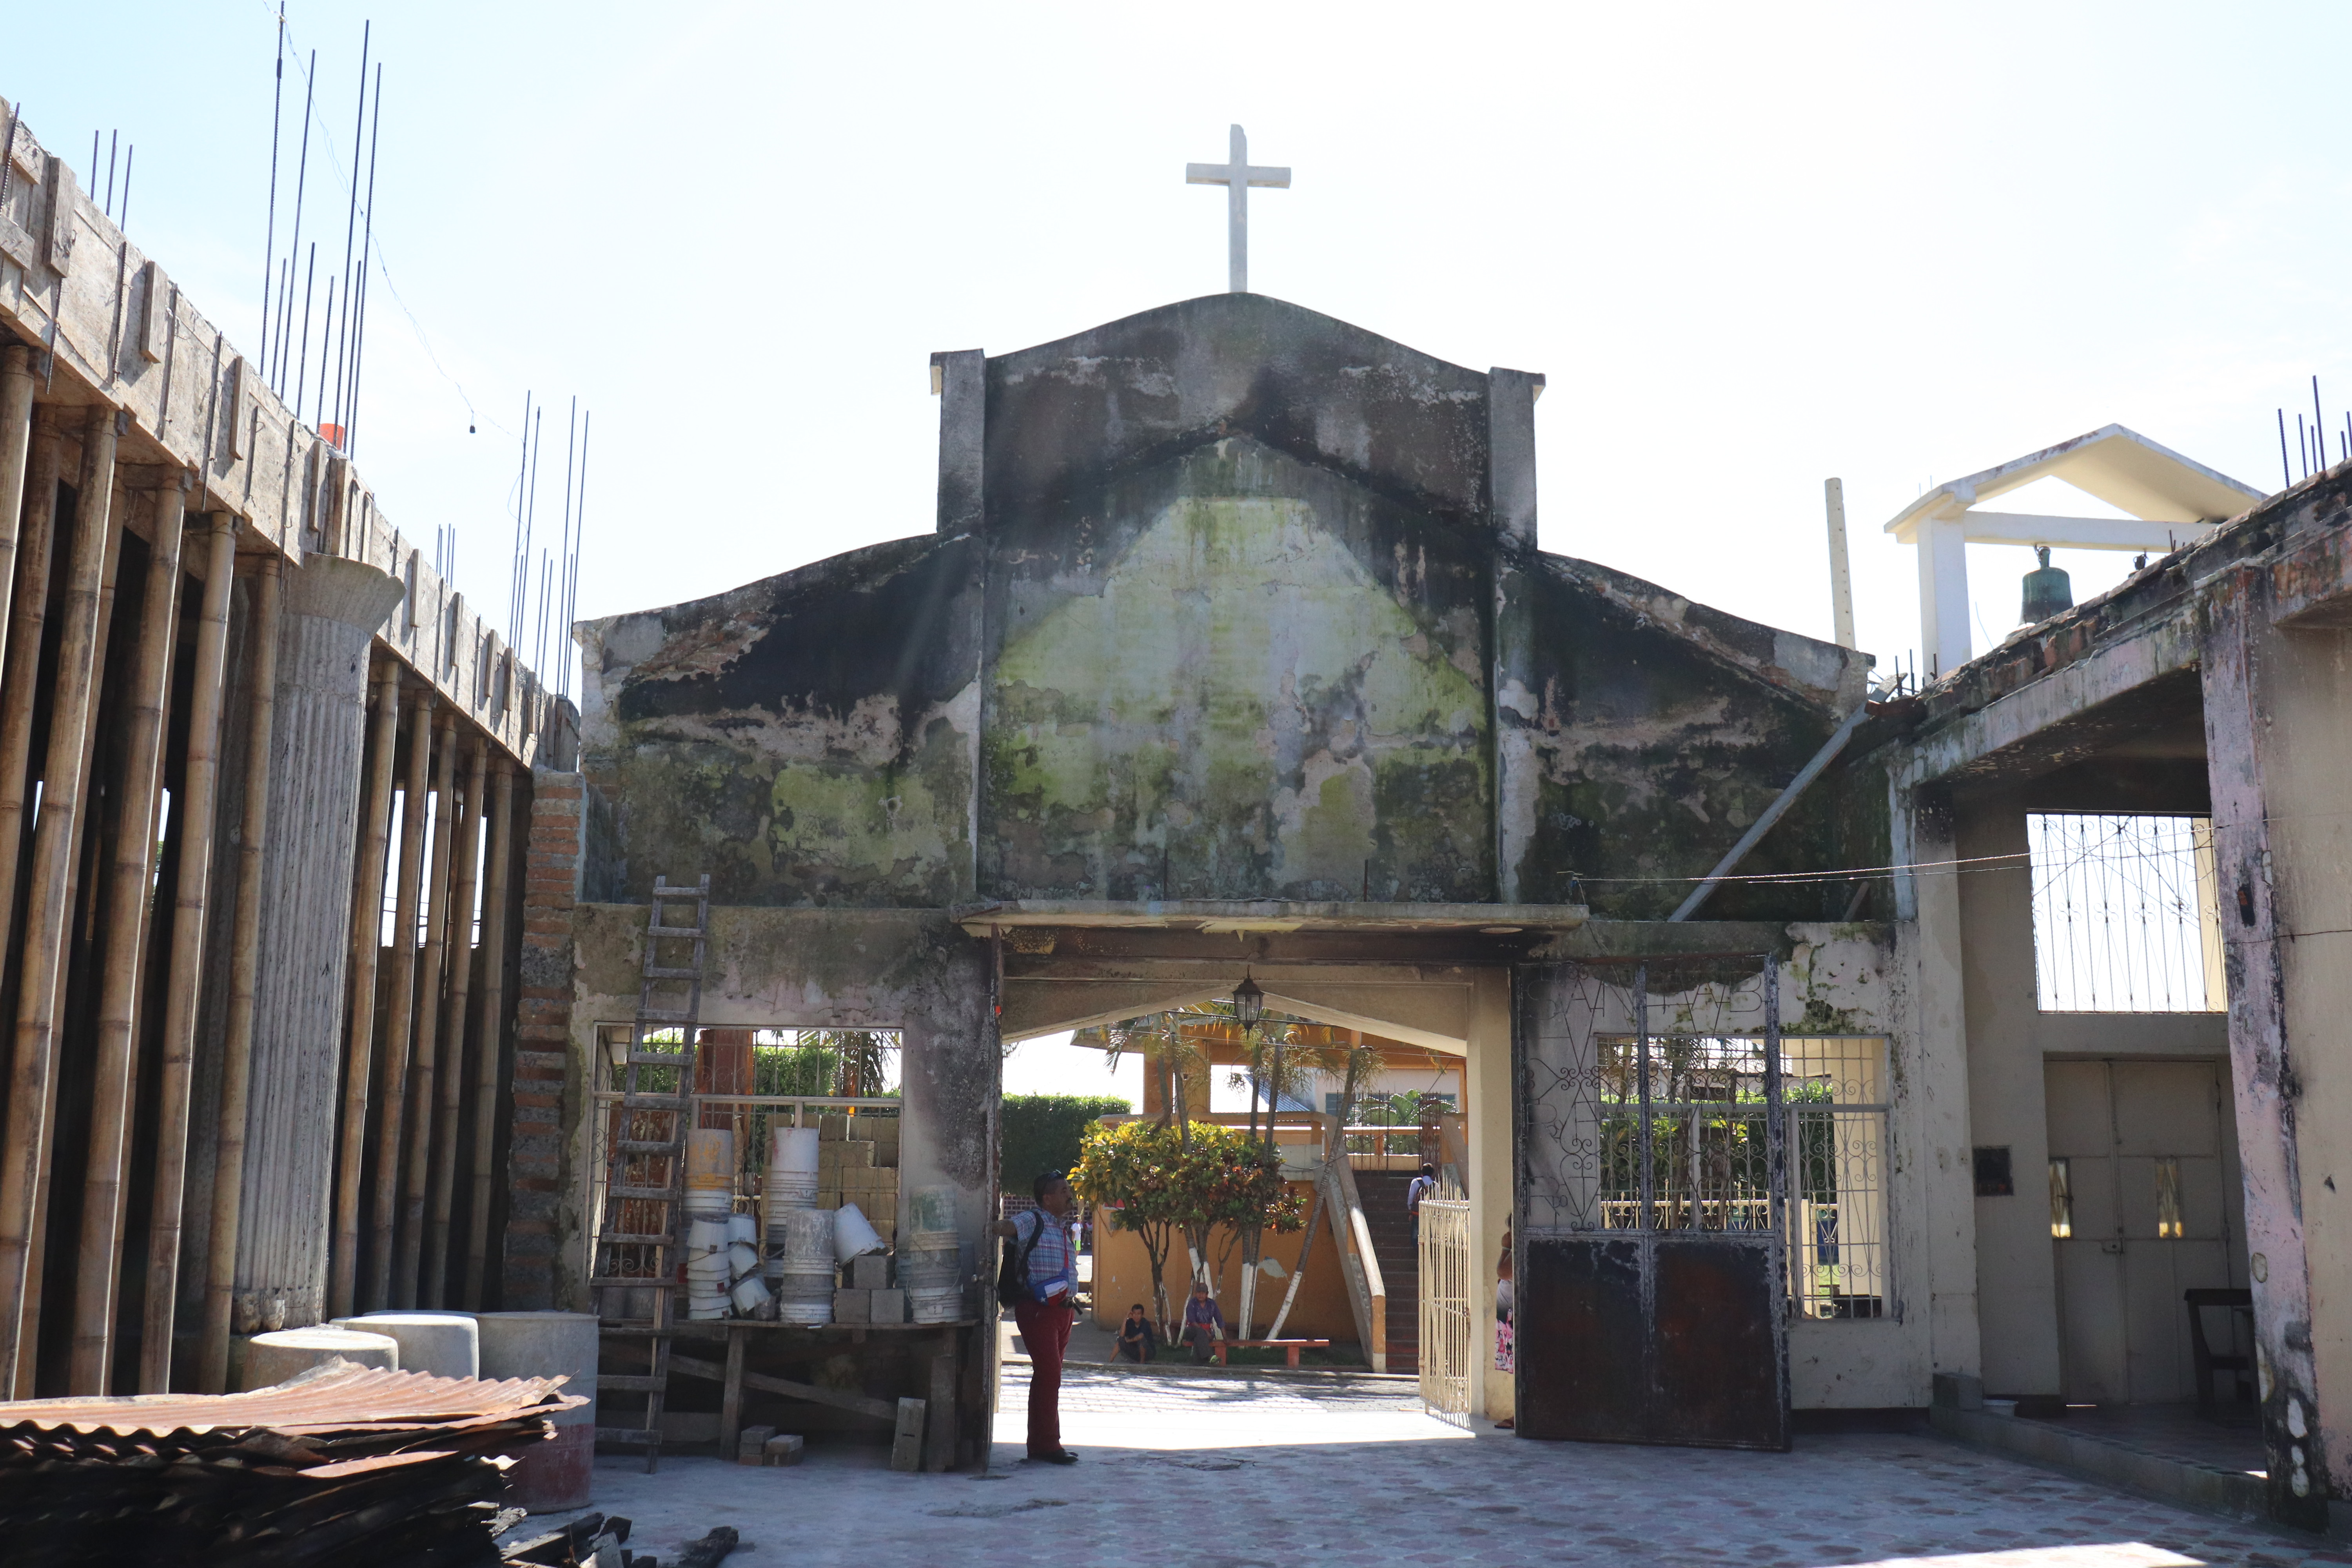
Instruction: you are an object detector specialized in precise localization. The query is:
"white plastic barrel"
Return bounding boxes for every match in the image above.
[832,1202,885,1262]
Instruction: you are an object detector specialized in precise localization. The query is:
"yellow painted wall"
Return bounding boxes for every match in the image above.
[1088,1189,1360,1347]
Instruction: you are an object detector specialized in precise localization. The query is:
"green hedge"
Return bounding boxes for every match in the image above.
[1002,1095,1130,1195]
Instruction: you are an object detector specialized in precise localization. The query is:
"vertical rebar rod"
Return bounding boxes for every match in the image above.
[198,556,281,1392]
[423,738,486,1307]
[259,11,285,373]
[329,24,369,440]
[70,476,189,1394]
[330,663,401,1319]
[366,692,434,1310]
[139,512,239,1393]
[462,762,516,1307]
[393,709,459,1307]
[291,245,316,421]
[0,407,120,1388]
[344,65,383,457]
[275,54,316,391]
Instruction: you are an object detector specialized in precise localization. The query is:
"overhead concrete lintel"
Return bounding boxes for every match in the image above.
[1953,511,2209,553]
[954,898,1587,938]
[1907,617,2200,786]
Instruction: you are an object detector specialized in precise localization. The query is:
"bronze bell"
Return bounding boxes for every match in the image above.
[2021,545,2073,623]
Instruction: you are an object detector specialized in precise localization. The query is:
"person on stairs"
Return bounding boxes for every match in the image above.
[1406,1163,1438,1245]
[991,1172,1080,1464]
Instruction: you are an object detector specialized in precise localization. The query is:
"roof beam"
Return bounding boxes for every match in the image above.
[1955,511,2205,552]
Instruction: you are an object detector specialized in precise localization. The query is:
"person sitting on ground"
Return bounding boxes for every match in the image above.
[1494,1222,1515,1430]
[1113,1302,1157,1365]
[1181,1282,1227,1363]
[1406,1162,1437,1243]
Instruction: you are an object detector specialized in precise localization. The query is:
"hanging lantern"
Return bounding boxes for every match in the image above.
[1231,975,1265,1030]
[2021,545,2073,624]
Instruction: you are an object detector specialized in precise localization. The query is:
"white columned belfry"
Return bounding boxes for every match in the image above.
[1186,124,1290,294]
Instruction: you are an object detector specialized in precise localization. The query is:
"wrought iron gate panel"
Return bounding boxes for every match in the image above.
[1417,1189,1473,1429]
[1514,958,1791,1451]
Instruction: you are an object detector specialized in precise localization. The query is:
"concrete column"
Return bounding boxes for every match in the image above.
[506,771,579,1310]
[931,348,984,535]
[1891,779,1984,1396]
[232,554,402,1337]
[2200,567,2342,1530]
[1916,515,1971,679]
[1467,967,1512,1421]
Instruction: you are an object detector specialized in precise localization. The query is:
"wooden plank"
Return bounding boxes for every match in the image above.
[890,1397,925,1473]
[666,1350,899,1423]
[719,1330,746,1456]
[921,1350,957,1472]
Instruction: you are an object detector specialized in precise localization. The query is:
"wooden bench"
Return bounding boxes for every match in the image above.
[1207,1338,1331,1369]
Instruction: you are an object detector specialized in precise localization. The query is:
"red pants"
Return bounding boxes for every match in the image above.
[1013,1295,1074,1457]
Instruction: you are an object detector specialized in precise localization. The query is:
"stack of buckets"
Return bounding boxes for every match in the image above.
[684,1129,769,1319]
[900,1185,965,1324]
[766,1127,833,1324]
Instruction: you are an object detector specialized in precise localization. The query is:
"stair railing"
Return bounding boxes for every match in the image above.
[1319,1153,1387,1373]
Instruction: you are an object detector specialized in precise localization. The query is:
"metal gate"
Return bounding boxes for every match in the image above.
[1417,1184,1473,1429]
[1514,958,1790,1450]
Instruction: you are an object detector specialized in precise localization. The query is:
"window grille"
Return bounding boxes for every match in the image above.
[2049,1158,2073,1238]
[2027,813,2225,1013]
[1585,1034,1890,1320]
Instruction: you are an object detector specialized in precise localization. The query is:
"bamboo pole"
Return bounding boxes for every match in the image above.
[0,407,123,1389]
[197,557,282,1393]
[0,346,33,679]
[366,692,434,1310]
[328,662,400,1319]
[71,475,191,1394]
[0,426,64,983]
[13,500,122,1398]
[140,512,240,1393]
[393,708,457,1307]
[423,737,485,1307]
[462,761,515,1308]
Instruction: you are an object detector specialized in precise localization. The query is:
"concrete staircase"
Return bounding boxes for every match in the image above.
[1353,1171,1421,1376]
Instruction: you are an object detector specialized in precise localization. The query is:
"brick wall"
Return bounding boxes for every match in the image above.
[504,769,583,1309]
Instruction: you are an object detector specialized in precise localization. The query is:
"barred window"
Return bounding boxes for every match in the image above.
[2028,813,2226,1013]
[1784,1037,1889,1321]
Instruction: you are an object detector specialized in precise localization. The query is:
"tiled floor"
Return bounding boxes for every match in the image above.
[554,1370,2351,1568]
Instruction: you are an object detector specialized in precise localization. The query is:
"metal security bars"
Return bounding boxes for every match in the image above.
[2027,813,2225,1013]
[1783,1037,1889,1319]
[1416,1184,1473,1430]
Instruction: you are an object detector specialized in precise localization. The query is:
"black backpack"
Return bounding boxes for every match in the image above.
[997,1209,1045,1304]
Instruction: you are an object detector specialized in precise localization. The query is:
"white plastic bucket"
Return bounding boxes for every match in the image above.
[730,1275,772,1314]
[907,1186,957,1236]
[685,1128,734,1191]
[687,1218,730,1253]
[728,1242,761,1279]
[726,1213,759,1245]
[907,1286,964,1324]
[832,1203,885,1262]
[769,1127,820,1175]
[775,1206,834,1266]
[775,1297,831,1325]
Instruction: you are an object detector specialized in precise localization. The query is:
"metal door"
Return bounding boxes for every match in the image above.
[1514,959,1791,1450]
[2047,1058,2245,1404]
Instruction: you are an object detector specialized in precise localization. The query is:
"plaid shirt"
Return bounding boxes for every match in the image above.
[1016,1209,1077,1302]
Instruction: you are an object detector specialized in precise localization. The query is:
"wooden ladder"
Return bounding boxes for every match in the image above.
[591,874,711,1473]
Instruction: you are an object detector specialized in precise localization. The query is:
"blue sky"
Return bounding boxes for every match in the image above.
[18,1,2352,695]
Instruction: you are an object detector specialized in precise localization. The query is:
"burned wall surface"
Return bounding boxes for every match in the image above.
[1504,554,1871,919]
[983,437,1492,900]
[577,536,982,907]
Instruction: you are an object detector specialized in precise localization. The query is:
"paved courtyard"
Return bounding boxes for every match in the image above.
[561,1369,2351,1568]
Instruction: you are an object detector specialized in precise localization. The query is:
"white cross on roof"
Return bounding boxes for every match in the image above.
[1185,125,1290,295]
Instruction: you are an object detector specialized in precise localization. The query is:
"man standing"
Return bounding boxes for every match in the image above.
[1405,1162,1437,1244]
[991,1172,1080,1465]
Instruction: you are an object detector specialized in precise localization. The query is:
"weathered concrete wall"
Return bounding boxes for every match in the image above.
[577,537,983,907]
[1506,555,1868,918]
[566,904,996,1307]
[984,437,1491,900]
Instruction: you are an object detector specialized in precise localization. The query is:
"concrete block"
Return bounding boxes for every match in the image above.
[849,1253,891,1290]
[870,1289,906,1323]
[763,1433,806,1466]
[891,1397,925,1472]
[819,1114,848,1142]
[738,1424,777,1465]
[238,1328,399,1389]
[833,1289,871,1324]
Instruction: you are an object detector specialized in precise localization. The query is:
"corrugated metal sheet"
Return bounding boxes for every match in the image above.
[0,1361,583,1439]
